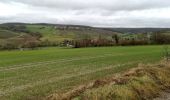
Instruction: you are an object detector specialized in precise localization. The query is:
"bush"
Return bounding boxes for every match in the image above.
[70,39,114,48]
[119,40,148,46]
[0,42,18,50]
[151,32,170,44]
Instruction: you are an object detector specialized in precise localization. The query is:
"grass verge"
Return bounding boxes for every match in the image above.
[47,60,170,100]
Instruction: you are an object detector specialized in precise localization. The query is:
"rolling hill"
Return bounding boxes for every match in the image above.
[0,23,170,49]
[1,23,170,41]
[103,28,170,34]
[0,23,119,42]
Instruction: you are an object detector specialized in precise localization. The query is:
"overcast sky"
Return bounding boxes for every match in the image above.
[0,0,170,27]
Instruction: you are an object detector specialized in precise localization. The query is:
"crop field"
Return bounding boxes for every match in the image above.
[0,45,163,99]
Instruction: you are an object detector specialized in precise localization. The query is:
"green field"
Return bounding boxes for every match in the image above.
[25,25,116,42]
[0,30,18,39]
[0,24,117,45]
[0,45,163,99]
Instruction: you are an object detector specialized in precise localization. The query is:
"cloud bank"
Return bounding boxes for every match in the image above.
[0,0,170,27]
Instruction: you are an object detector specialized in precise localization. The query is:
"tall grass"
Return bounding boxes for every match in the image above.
[79,61,170,100]
[48,60,170,100]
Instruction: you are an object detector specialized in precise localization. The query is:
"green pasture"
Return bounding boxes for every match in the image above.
[0,45,164,99]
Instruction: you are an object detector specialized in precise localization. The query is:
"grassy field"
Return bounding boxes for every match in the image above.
[0,45,163,100]
[0,24,118,45]
[25,25,116,42]
[0,30,18,39]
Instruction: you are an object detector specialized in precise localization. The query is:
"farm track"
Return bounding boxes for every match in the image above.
[0,62,137,97]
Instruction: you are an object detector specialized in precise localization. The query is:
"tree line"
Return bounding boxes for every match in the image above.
[62,32,170,48]
[0,31,170,50]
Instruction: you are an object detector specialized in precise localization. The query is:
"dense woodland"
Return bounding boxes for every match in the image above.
[0,23,170,50]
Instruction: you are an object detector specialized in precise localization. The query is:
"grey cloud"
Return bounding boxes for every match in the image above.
[1,0,170,11]
[1,13,170,28]
[0,16,11,20]
[0,0,170,27]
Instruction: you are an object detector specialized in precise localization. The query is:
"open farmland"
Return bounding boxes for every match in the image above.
[0,45,163,100]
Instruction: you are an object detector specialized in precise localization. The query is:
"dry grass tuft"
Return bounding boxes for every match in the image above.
[47,60,170,100]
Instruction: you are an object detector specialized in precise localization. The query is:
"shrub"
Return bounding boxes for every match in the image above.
[71,39,114,48]
[151,32,170,44]
[119,40,148,46]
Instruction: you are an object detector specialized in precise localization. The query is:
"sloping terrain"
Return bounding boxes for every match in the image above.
[1,23,170,49]
[104,28,170,33]
[0,46,162,100]
[26,24,118,42]
[0,23,120,49]
[48,60,170,100]
[0,30,18,39]
[0,23,119,42]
